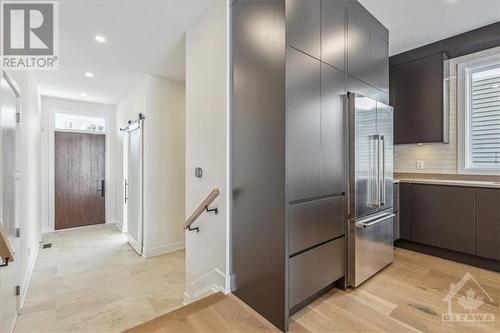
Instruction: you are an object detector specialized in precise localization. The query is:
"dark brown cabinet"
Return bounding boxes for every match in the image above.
[390,53,447,144]
[286,0,321,59]
[476,189,500,261]
[398,182,500,268]
[410,184,475,254]
[399,182,411,240]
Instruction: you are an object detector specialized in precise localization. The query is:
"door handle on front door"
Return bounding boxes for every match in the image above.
[97,179,105,197]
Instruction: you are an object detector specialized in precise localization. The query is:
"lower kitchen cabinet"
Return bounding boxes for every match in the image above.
[398,182,411,240]
[290,236,345,308]
[397,182,500,269]
[410,184,475,255]
[476,188,500,261]
[393,182,400,241]
[289,196,344,255]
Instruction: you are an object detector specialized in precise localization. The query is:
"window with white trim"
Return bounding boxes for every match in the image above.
[459,55,500,174]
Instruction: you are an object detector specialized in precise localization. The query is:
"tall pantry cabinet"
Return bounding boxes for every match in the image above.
[231,0,389,331]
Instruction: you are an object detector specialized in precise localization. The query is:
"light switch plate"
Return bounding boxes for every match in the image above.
[416,160,425,170]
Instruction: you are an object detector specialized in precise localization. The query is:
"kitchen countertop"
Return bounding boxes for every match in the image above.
[395,178,500,189]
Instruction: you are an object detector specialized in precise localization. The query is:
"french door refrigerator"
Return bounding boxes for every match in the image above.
[347,92,394,287]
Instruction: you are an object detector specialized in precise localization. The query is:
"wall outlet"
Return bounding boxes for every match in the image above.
[416,160,425,170]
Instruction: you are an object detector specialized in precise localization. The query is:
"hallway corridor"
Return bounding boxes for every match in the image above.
[15,225,185,332]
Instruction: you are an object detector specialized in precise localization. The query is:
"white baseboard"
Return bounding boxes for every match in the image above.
[111,219,123,232]
[20,240,40,310]
[183,268,228,305]
[142,240,185,258]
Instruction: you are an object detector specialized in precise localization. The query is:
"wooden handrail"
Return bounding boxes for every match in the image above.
[184,189,220,230]
[0,223,14,266]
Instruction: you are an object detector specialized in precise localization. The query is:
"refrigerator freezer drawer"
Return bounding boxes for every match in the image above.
[351,213,393,287]
[290,236,345,308]
[289,196,345,255]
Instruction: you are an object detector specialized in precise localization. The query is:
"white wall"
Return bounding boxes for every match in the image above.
[40,97,116,233]
[115,75,186,257]
[6,71,42,306]
[184,1,228,302]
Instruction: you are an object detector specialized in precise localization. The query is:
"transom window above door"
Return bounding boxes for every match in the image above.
[55,112,106,133]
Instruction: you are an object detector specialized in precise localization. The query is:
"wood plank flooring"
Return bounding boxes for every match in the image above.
[130,248,499,333]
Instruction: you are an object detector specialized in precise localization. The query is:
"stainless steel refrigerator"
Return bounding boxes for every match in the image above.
[347,92,394,287]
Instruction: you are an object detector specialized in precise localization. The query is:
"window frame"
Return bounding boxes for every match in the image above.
[458,53,500,175]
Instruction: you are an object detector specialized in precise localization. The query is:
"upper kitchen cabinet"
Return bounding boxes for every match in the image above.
[347,9,370,83]
[321,0,346,71]
[347,2,389,92]
[370,30,389,92]
[286,0,321,59]
[390,53,447,144]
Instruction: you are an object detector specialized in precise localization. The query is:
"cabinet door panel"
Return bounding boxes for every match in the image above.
[321,64,346,196]
[322,0,345,71]
[347,75,388,104]
[289,196,345,255]
[392,53,444,144]
[290,237,345,308]
[411,184,475,254]
[347,8,370,83]
[476,189,500,260]
[399,182,411,240]
[370,31,389,92]
[286,0,320,59]
[288,48,321,201]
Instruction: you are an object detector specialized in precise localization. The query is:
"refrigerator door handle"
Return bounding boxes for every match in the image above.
[355,213,395,228]
[380,135,385,206]
[375,134,381,207]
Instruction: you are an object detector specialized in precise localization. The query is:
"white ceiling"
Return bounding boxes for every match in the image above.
[359,0,500,56]
[35,0,213,105]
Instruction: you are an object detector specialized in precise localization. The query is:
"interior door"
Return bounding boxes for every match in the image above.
[126,123,143,255]
[55,132,105,230]
[0,73,20,333]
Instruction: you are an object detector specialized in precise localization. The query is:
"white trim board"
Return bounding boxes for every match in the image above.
[183,268,228,305]
[141,241,185,258]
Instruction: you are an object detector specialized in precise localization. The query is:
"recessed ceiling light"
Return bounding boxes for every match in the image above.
[80,92,87,97]
[84,72,94,78]
[95,35,106,43]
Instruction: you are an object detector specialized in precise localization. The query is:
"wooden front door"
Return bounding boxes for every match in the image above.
[55,132,105,230]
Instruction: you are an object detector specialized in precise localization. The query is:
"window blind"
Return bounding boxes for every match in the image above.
[470,71,500,168]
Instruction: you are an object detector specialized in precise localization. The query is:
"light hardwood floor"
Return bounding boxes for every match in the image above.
[15,224,185,333]
[130,248,499,333]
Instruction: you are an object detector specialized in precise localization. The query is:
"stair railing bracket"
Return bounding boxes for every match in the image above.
[205,206,219,215]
